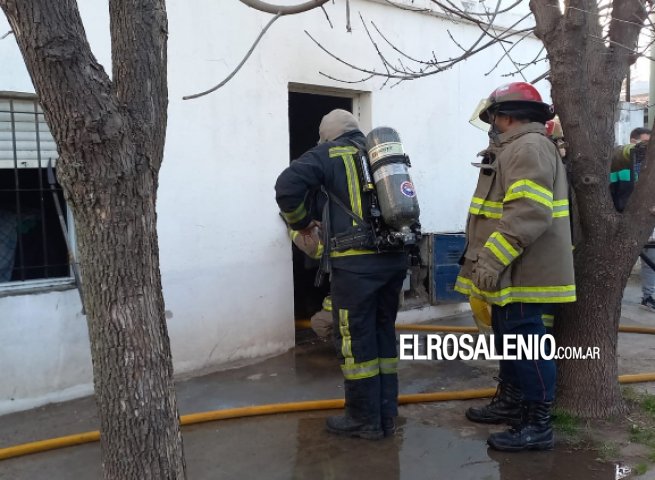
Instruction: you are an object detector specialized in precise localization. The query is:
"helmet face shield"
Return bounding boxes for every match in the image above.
[469,98,493,131]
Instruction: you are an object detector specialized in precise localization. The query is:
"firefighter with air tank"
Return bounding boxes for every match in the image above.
[276,109,421,440]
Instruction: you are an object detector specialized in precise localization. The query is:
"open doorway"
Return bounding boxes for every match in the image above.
[288,90,353,322]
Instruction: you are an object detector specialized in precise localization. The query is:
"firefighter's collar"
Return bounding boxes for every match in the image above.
[494,122,546,146]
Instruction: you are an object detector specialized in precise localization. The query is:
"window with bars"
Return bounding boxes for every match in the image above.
[0,93,72,287]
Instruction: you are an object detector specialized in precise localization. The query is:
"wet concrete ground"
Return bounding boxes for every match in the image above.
[1,278,654,479]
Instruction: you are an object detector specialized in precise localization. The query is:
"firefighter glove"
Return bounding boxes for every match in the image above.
[472,256,501,292]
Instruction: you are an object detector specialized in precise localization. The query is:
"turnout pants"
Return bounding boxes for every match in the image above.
[331,266,407,422]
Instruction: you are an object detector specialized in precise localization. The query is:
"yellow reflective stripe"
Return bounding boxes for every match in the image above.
[329,146,363,225]
[493,232,519,258]
[472,197,503,208]
[484,232,521,267]
[542,314,554,327]
[330,249,376,258]
[470,197,503,219]
[455,276,576,306]
[485,241,511,266]
[505,180,553,209]
[281,203,307,224]
[341,358,380,380]
[329,146,359,157]
[379,357,399,374]
[343,154,362,223]
[322,296,332,312]
[507,179,553,199]
[552,199,570,218]
[469,207,502,219]
[339,309,352,360]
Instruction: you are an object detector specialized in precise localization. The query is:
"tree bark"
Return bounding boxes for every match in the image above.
[0,0,186,477]
[531,0,651,417]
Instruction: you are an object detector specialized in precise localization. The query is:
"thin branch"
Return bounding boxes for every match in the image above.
[346,0,352,33]
[371,20,433,65]
[320,4,333,28]
[589,33,655,61]
[183,13,281,100]
[1,30,13,39]
[434,0,524,17]
[485,28,534,76]
[530,70,550,83]
[238,0,329,15]
[319,71,375,83]
[482,8,529,80]
[381,0,430,12]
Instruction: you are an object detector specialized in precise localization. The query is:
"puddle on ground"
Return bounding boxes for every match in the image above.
[181,414,619,480]
[0,413,627,480]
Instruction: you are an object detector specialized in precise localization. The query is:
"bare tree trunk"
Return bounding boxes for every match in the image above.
[531,0,651,417]
[0,0,186,477]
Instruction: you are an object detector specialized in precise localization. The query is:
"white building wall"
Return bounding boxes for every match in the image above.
[0,0,546,414]
[615,101,646,145]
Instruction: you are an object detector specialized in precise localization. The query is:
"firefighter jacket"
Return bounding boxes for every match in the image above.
[455,122,576,306]
[275,130,406,271]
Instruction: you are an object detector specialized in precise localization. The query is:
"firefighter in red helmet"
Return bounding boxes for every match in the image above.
[458,82,575,451]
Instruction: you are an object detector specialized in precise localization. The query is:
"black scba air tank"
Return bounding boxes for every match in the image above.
[365,127,421,246]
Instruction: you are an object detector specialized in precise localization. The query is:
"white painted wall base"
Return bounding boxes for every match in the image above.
[0,383,94,417]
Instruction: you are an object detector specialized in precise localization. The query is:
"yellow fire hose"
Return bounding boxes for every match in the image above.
[1,323,654,462]
[296,320,655,336]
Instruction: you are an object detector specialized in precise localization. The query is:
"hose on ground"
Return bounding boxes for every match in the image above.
[1,323,654,462]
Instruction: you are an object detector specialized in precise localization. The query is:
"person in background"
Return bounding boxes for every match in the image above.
[609,127,655,311]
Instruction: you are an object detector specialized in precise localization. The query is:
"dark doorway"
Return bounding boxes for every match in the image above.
[288,91,353,321]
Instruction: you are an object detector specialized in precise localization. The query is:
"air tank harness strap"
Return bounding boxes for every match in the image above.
[314,187,376,287]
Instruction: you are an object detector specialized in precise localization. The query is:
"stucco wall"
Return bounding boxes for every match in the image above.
[0,0,546,414]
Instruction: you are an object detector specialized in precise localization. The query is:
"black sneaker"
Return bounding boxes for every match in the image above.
[640,296,655,312]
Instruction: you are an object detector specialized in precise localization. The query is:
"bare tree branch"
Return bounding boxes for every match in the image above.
[320,4,333,28]
[381,0,430,12]
[530,70,550,83]
[435,0,525,17]
[346,0,352,32]
[607,0,648,65]
[183,13,281,100]
[485,28,534,76]
[238,0,329,15]
[0,29,12,39]
[530,0,562,42]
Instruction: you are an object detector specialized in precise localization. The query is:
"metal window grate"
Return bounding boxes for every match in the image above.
[0,95,70,283]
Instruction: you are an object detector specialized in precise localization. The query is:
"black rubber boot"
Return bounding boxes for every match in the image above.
[382,416,396,437]
[466,378,522,425]
[325,415,383,440]
[487,401,554,452]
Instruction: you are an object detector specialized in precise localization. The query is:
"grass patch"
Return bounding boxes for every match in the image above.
[642,396,655,418]
[552,409,582,436]
[597,441,620,461]
[648,450,655,463]
[634,463,649,476]
[630,424,655,448]
[623,387,655,419]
